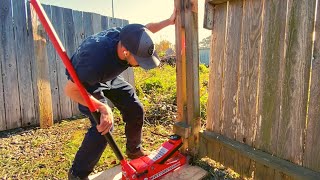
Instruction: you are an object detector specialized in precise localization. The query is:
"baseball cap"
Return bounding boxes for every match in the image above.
[120,24,160,70]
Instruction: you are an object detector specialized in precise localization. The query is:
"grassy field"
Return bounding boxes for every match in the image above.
[0,64,239,179]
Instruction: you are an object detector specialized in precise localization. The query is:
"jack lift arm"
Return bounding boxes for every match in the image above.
[29,1,187,179]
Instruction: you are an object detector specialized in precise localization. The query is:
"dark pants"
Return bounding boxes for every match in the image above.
[70,76,144,178]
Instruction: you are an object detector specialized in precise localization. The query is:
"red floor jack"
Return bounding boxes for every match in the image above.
[29,1,187,179]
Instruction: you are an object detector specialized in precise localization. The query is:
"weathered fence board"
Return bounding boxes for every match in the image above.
[256,0,287,155]
[83,12,94,38]
[0,0,21,129]
[304,0,320,172]
[63,8,79,116]
[0,2,131,131]
[51,6,73,119]
[276,0,315,164]
[237,0,262,146]
[30,5,53,128]
[43,4,61,121]
[72,10,84,115]
[12,0,37,127]
[101,16,109,30]
[92,13,102,34]
[206,3,227,133]
[203,0,320,177]
[235,0,263,176]
[221,0,243,139]
[0,1,7,130]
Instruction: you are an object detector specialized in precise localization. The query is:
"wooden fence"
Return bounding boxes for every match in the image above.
[0,0,134,131]
[200,0,320,179]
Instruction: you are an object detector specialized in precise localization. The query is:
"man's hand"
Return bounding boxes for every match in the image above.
[96,103,113,135]
[168,7,177,25]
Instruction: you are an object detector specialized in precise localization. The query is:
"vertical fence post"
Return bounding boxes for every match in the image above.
[30,4,53,128]
[174,0,200,155]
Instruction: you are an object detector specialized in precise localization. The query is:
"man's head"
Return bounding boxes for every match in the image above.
[119,24,160,70]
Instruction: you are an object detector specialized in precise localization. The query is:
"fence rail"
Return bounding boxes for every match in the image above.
[0,0,133,131]
[202,0,320,178]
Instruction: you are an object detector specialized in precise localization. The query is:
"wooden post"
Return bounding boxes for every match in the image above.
[174,0,200,155]
[30,5,53,128]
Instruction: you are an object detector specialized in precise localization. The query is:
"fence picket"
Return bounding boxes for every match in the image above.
[0,0,21,129]
[51,6,73,119]
[0,0,7,130]
[276,0,315,164]
[256,0,287,155]
[206,3,227,133]
[63,8,79,116]
[41,4,61,121]
[303,0,320,172]
[92,13,102,34]
[12,0,37,127]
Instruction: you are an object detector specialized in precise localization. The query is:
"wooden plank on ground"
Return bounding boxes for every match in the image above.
[89,164,207,180]
[200,131,320,179]
[51,6,73,119]
[63,8,79,116]
[205,3,227,133]
[12,0,37,127]
[303,0,320,172]
[255,0,287,155]
[276,0,316,164]
[30,5,53,128]
[0,0,21,129]
[42,4,61,122]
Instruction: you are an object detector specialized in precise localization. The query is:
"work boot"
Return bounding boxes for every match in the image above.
[126,147,149,159]
[68,169,89,180]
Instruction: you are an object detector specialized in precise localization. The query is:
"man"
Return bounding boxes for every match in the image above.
[65,10,176,179]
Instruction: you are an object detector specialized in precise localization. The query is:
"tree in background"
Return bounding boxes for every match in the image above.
[199,35,211,49]
[155,39,174,58]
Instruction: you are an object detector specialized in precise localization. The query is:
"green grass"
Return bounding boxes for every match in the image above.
[0,64,210,179]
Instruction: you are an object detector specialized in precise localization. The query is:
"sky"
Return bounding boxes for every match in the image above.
[40,0,211,44]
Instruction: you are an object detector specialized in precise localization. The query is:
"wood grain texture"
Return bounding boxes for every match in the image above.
[0,0,21,129]
[12,0,37,127]
[0,0,7,130]
[63,8,79,116]
[206,4,227,133]
[256,0,287,155]
[42,4,61,121]
[174,0,187,124]
[236,0,263,146]
[276,0,315,164]
[31,5,53,128]
[51,6,73,119]
[185,0,201,154]
[221,0,243,140]
[303,0,320,172]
